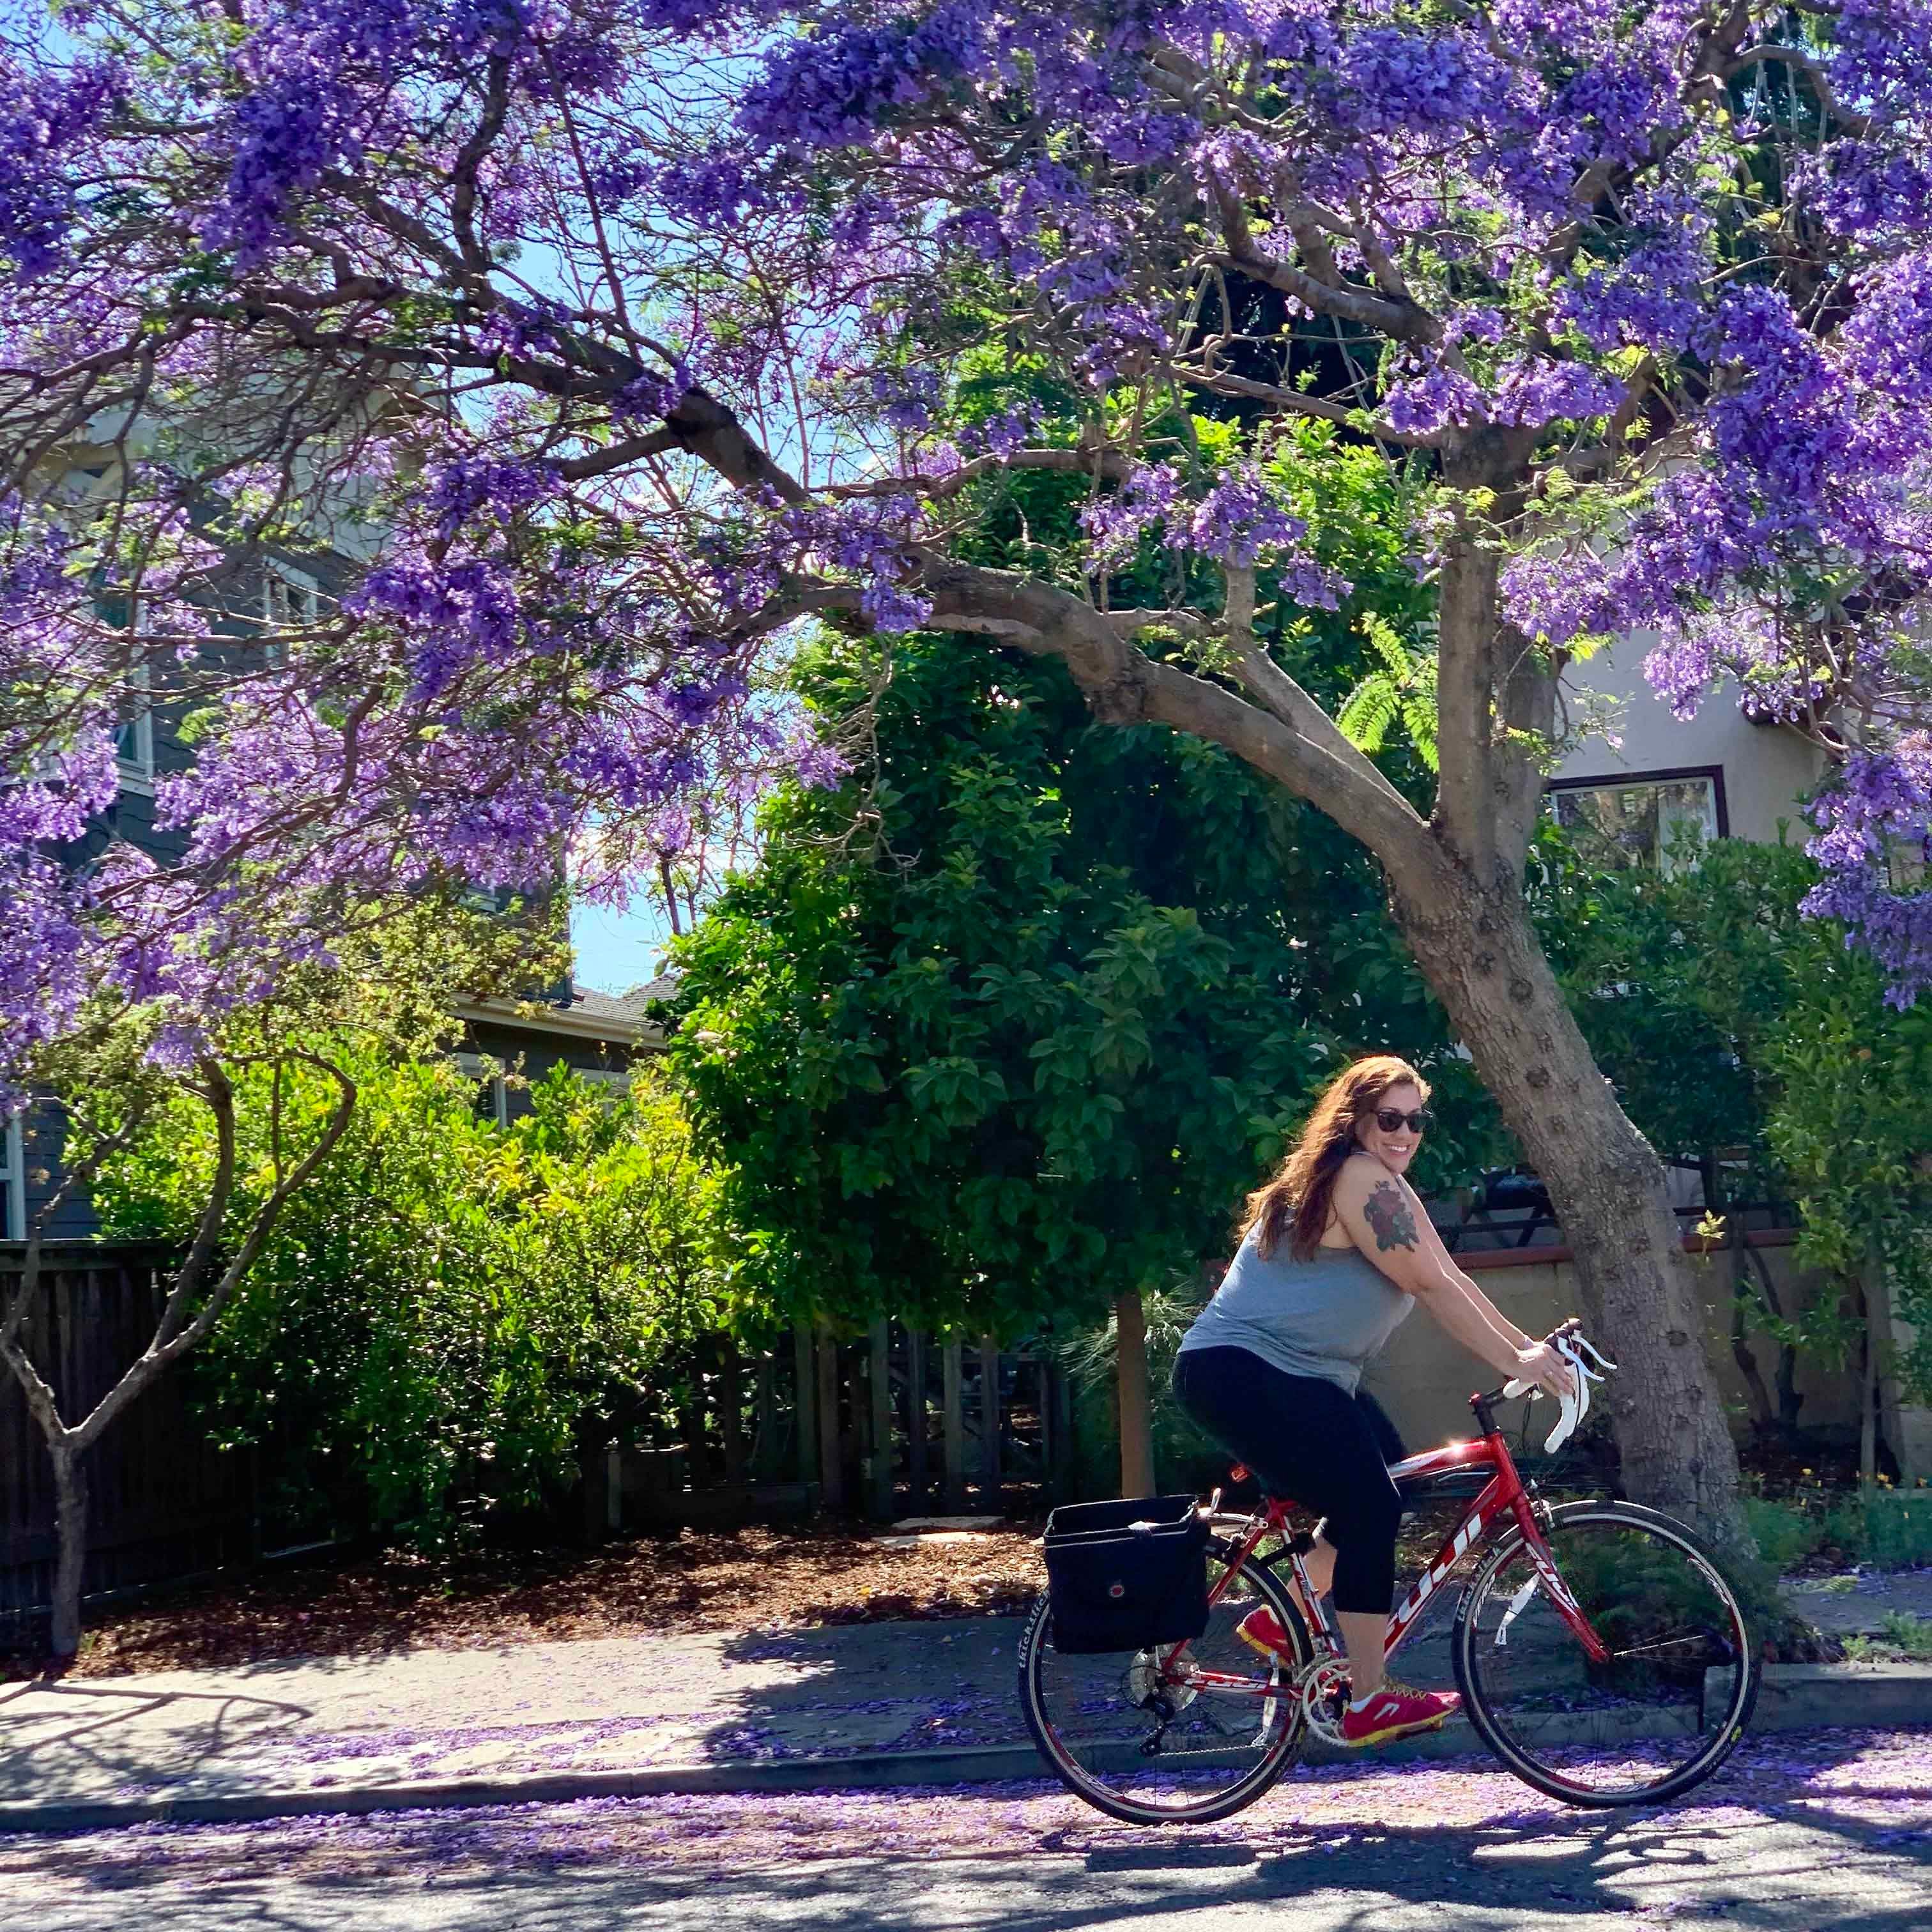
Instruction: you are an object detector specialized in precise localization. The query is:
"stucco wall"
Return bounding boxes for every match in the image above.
[1553,637,1827,845]
[1359,1240,1866,1457]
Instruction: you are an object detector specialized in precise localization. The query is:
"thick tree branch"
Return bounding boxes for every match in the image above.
[914,556,1434,885]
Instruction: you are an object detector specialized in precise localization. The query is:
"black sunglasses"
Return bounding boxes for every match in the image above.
[1370,1107,1432,1134]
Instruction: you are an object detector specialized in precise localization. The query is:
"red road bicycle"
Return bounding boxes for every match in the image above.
[1018,1328,1761,1824]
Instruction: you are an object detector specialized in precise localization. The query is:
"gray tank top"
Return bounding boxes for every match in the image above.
[1177,1228,1414,1394]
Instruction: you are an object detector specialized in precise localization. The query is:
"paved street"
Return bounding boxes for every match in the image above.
[3,1728,1928,1931]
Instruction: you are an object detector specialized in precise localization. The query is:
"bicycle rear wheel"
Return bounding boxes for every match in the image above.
[1018,1538,1312,1825]
[1453,1501,1759,1807]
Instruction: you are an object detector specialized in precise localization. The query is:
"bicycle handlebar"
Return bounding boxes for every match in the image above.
[1498,1326,1618,1454]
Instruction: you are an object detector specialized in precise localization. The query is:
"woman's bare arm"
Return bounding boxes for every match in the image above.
[1331,1157,1573,1397]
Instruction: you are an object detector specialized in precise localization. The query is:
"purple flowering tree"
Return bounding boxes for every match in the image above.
[9,0,1932,1545]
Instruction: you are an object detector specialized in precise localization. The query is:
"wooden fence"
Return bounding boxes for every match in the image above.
[0,1244,257,1622]
[1,1241,1084,1620]
[610,1322,1082,1531]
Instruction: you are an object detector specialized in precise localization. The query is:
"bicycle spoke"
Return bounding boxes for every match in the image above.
[1020,1547,1309,1824]
[1455,1505,1758,1808]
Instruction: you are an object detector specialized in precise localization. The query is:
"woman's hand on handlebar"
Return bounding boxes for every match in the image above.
[1512,1340,1577,1402]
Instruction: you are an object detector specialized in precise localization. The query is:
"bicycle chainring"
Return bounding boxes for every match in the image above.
[1298,1657,1351,1747]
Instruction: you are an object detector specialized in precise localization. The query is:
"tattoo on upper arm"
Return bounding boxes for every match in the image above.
[1363,1181,1420,1254]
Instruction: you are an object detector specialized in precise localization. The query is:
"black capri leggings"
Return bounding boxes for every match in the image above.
[1172,1345,1406,1615]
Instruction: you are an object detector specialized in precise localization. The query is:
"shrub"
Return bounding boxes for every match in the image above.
[1742,1496,1827,1573]
[1822,1489,1932,1571]
[99,1048,728,1547]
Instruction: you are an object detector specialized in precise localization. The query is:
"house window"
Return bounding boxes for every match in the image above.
[115,602,158,792]
[263,562,321,665]
[2,1114,24,1241]
[1547,769,1725,875]
[453,1052,510,1128]
[112,698,155,790]
[576,1066,632,1098]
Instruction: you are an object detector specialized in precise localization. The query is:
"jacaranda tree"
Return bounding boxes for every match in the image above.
[8,1,1932,1541]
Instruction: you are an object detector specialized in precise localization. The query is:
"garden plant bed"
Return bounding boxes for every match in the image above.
[1,1521,1053,1680]
[8,1481,1903,1680]
[1,1499,1503,1680]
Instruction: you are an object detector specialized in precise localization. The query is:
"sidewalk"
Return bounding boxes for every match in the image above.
[4,1570,1929,1834]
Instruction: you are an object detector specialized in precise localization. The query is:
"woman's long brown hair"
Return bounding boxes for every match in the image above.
[1241,1055,1431,1262]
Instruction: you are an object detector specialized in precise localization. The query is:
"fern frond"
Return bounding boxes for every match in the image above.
[1400,695,1439,772]
[1337,674,1399,753]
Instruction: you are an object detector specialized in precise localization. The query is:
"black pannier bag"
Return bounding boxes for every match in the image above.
[1041,1494,1211,1655]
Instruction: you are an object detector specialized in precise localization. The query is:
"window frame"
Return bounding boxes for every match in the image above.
[453,1051,512,1128]
[114,615,157,793]
[262,560,323,675]
[2,1113,24,1242]
[1544,764,1729,870]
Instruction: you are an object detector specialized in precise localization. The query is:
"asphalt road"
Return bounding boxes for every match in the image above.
[3,1729,1928,1932]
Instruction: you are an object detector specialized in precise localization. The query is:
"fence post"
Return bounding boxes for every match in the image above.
[1047,1358,1075,1502]
[942,1338,965,1513]
[978,1337,1001,1513]
[680,1338,710,1491]
[793,1324,817,1490]
[720,1335,749,1487]
[906,1328,929,1514]
[867,1317,894,1521]
[752,1349,778,1482]
[816,1321,845,1512]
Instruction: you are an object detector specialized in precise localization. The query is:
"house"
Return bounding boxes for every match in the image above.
[1548,636,1829,858]
[3,454,668,1241]
[1375,640,1932,1476]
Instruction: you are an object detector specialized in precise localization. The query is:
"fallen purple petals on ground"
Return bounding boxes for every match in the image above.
[3,1727,1928,1889]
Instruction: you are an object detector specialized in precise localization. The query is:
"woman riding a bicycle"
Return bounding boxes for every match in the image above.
[1172,1053,1577,1749]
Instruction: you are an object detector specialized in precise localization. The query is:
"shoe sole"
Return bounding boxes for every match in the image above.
[1234,1623,1296,1666]
[1339,1709,1458,1749]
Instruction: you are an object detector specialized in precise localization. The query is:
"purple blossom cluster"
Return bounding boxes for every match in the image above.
[8,0,1932,1073]
[1080,461,1348,606]
[1803,738,1932,1008]
[0,51,124,281]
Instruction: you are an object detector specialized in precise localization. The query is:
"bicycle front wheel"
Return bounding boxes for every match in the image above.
[1453,1501,1759,1807]
[1018,1539,1312,1825]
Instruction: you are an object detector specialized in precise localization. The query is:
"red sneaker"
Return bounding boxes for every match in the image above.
[1234,1606,1298,1661]
[1338,1681,1462,1748]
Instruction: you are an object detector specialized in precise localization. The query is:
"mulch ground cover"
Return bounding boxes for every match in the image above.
[0,1521,1052,1680]
[1,1503,1489,1681]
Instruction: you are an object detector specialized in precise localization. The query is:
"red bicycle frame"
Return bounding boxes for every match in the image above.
[1171,1401,1607,1696]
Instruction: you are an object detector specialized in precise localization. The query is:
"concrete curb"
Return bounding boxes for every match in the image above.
[3,1662,1928,1839]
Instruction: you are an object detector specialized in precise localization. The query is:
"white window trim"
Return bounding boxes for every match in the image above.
[3,1115,25,1241]
[452,1052,510,1127]
[115,625,155,793]
[263,560,321,667]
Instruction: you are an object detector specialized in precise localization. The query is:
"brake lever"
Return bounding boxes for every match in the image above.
[1501,1333,1613,1452]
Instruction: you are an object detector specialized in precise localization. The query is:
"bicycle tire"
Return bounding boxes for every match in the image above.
[1018,1538,1312,1825]
[1452,1500,1760,1808]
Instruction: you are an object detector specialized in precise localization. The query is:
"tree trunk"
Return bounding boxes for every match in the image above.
[1388,868,1749,1545]
[47,1439,88,1669]
[1116,1288,1154,1499]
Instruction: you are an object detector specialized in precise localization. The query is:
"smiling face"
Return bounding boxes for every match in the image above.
[1354,1080,1426,1176]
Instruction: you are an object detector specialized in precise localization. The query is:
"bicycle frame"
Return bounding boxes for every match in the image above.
[1170,1409,1607,1698]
